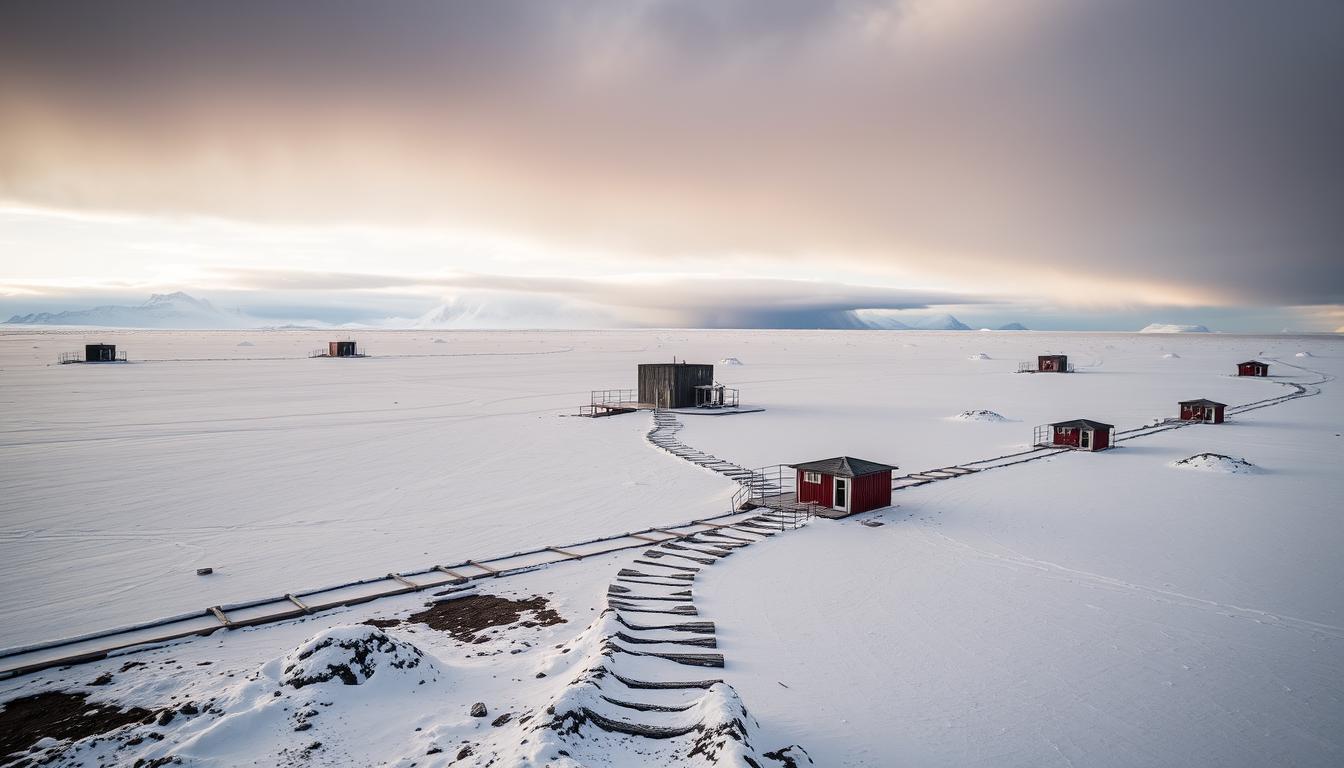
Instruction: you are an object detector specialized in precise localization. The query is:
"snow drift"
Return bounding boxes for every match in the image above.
[1171,453,1258,474]
[952,409,1010,422]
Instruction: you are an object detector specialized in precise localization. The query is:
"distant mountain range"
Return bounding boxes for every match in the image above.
[856,312,1027,331]
[1138,323,1211,333]
[4,292,257,329]
[5,294,1038,332]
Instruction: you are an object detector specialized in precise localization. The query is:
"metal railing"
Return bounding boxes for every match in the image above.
[1017,361,1076,373]
[694,384,740,408]
[728,464,818,528]
[578,389,639,416]
[58,351,127,364]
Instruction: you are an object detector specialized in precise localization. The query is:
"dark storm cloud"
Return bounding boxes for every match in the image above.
[1,0,1342,305]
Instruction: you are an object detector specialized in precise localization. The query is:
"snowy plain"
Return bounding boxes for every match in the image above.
[1,328,1341,766]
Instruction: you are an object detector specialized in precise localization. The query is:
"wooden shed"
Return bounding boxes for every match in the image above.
[1179,398,1226,424]
[1037,354,1069,372]
[85,344,119,362]
[790,456,899,516]
[1237,360,1269,377]
[638,362,714,409]
[1037,419,1113,451]
[329,341,359,357]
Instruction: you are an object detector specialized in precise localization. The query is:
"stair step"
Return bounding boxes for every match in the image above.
[609,670,723,690]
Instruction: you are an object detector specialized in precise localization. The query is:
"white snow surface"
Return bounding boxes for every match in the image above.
[2,328,1342,767]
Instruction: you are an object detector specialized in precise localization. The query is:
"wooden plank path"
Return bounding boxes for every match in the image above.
[888,357,1331,492]
[0,507,770,680]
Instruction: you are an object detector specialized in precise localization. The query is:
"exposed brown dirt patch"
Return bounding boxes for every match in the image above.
[407,595,564,642]
[0,691,152,758]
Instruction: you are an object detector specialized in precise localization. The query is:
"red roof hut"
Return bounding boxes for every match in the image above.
[1179,398,1226,424]
[1237,360,1269,377]
[1036,419,1113,451]
[789,457,898,516]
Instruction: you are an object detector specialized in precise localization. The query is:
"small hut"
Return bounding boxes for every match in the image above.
[1237,360,1269,377]
[694,383,739,408]
[329,341,359,358]
[1179,398,1226,424]
[790,456,899,516]
[1037,354,1069,372]
[638,362,714,409]
[86,343,119,362]
[1035,419,1113,451]
[1018,354,1072,373]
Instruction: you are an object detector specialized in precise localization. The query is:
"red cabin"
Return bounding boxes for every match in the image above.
[1037,419,1113,451]
[1179,398,1226,424]
[789,456,898,517]
[1237,360,1269,377]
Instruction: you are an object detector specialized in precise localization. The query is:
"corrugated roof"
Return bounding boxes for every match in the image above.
[788,456,899,477]
[1179,398,1226,407]
[1049,418,1114,430]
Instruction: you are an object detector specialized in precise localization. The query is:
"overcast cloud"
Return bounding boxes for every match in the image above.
[1,1,1342,326]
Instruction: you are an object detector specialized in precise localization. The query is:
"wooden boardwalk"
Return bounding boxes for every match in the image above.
[0,509,769,680]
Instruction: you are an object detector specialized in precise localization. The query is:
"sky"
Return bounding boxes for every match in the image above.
[1,0,1341,331]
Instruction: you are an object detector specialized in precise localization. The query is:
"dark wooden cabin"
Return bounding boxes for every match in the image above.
[790,456,898,516]
[85,344,118,362]
[1044,419,1113,451]
[1237,360,1269,377]
[1037,354,1069,373]
[329,341,359,357]
[638,362,714,409]
[1179,398,1226,423]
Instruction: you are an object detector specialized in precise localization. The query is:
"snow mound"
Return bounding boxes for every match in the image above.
[281,625,430,688]
[469,610,792,767]
[1139,323,1210,334]
[1295,351,1313,357]
[1162,352,1180,359]
[236,341,255,347]
[952,410,1009,422]
[1171,453,1258,474]
[719,357,744,366]
[432,338,448,344]
[967,352,991,360]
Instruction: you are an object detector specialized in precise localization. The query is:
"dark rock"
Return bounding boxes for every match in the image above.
[470,702,488,717]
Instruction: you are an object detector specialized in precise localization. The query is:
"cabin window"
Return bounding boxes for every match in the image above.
[803,471,822,484]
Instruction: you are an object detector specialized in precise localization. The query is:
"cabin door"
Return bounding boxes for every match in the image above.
[833,478,849,512]
[1080,429,1092,450]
